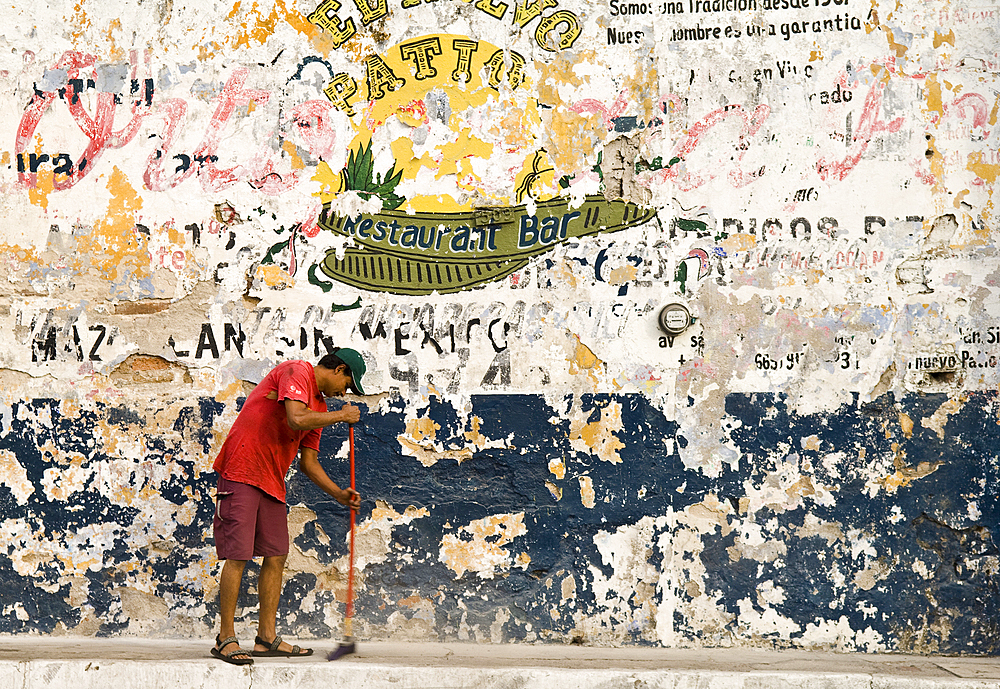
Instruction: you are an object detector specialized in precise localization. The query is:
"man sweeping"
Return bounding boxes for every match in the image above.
[210,348,367,665]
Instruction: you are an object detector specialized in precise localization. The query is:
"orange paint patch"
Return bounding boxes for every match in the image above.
[27,141,55,210]
[721,233,756,254]
[226,0,293,50]
[281,140,307,170]
[567,333,604,381]
[68,168,148,283]
[923,74,945,118]
[968,150,1000,184]
[104,18,125,60]
[406,416,440,443]
[933,30,955,48]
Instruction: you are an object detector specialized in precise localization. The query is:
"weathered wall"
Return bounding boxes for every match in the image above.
[1,0,998,654]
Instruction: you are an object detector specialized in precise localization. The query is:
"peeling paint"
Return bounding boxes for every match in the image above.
[0,0,998,657]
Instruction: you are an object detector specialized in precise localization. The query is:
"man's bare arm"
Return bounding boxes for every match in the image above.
[284,399,360,430]
[299,447,361,509]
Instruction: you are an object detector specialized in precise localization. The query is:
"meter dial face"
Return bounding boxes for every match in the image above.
[658,304,691,335]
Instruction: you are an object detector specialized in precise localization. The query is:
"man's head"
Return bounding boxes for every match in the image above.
[316,348,367,397]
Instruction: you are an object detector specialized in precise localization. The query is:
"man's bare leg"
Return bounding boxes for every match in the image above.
[217,559,250,656]
[254,554,305,654]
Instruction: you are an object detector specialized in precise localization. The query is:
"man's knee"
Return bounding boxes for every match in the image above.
[223,558,249,572]
[262,554,287,569]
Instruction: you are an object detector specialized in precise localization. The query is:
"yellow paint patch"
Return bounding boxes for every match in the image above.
[801,435,821,451]
[899,412,914,438]
[398,415,473,466]
[933,30,955,48]
[548,457,565,479]
[255,264,295,288]
[28,169,55,210]
[0,244,41,272]
[439,512,527,578]
[570,401,625,464]
[720,233,756,254]
[437,129,494,184]
[463,415,487,446]
[920,395,964,440]
[390,137,429,181]
[312,161,346,202]
[406,416,440,443]
[225,0,308,51]
[68,168,148,283]
[66,1,94,50]
[0,450,35,505]
[512,151,557,203]
[567,333,604,383]
[968,150,1000,184]
[923,75,945,119]
[578,475,596,508]
[878,443,943,494]
[103,18,125,60]
[608,264,638,286]
[924,133,946,193]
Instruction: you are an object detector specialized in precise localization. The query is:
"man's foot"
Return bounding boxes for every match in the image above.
[252,634,313,657]
[211,635,254,665]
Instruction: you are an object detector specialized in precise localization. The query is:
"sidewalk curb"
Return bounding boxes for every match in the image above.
[2,659,999,689]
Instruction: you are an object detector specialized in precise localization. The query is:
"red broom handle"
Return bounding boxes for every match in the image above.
[346,424,355,625]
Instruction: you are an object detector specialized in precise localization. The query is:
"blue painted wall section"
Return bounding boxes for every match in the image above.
[2,392,996,653]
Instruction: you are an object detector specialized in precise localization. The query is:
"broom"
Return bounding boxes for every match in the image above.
[328,423,357,660]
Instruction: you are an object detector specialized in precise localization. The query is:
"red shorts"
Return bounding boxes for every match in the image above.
[213,477,289,560]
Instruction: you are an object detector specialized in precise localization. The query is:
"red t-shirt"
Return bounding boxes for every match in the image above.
[213,360,324,502]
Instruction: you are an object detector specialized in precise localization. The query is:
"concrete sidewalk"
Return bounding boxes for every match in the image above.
[0,638,998,689]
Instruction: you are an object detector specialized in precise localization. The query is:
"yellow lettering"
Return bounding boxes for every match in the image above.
[513,0,558,27]
[365,54,406,99]
[307,0,357,48]
[399,37,444,80]
[534,10,581,51]
[322,73,359,116]
[350,0,388,24]
[486,49,526,90]
[475,0,509,20]
[451,39,479,82]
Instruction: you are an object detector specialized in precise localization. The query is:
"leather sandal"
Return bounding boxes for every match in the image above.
[252,634,313,657]
[211,635,254,665]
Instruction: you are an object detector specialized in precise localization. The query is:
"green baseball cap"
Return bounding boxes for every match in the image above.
[336,347,367,395]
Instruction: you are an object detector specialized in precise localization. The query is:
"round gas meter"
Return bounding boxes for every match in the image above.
[657,303,692,336]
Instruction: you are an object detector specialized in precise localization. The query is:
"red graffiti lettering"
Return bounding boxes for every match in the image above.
[950,92,990,133]
[569,90,630,129]
[288,100,341,161]
[143,98,191,191]
[652,104,771,191]
[194,69,271,192]
[16,50,152,190]
[816,79,904,182]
